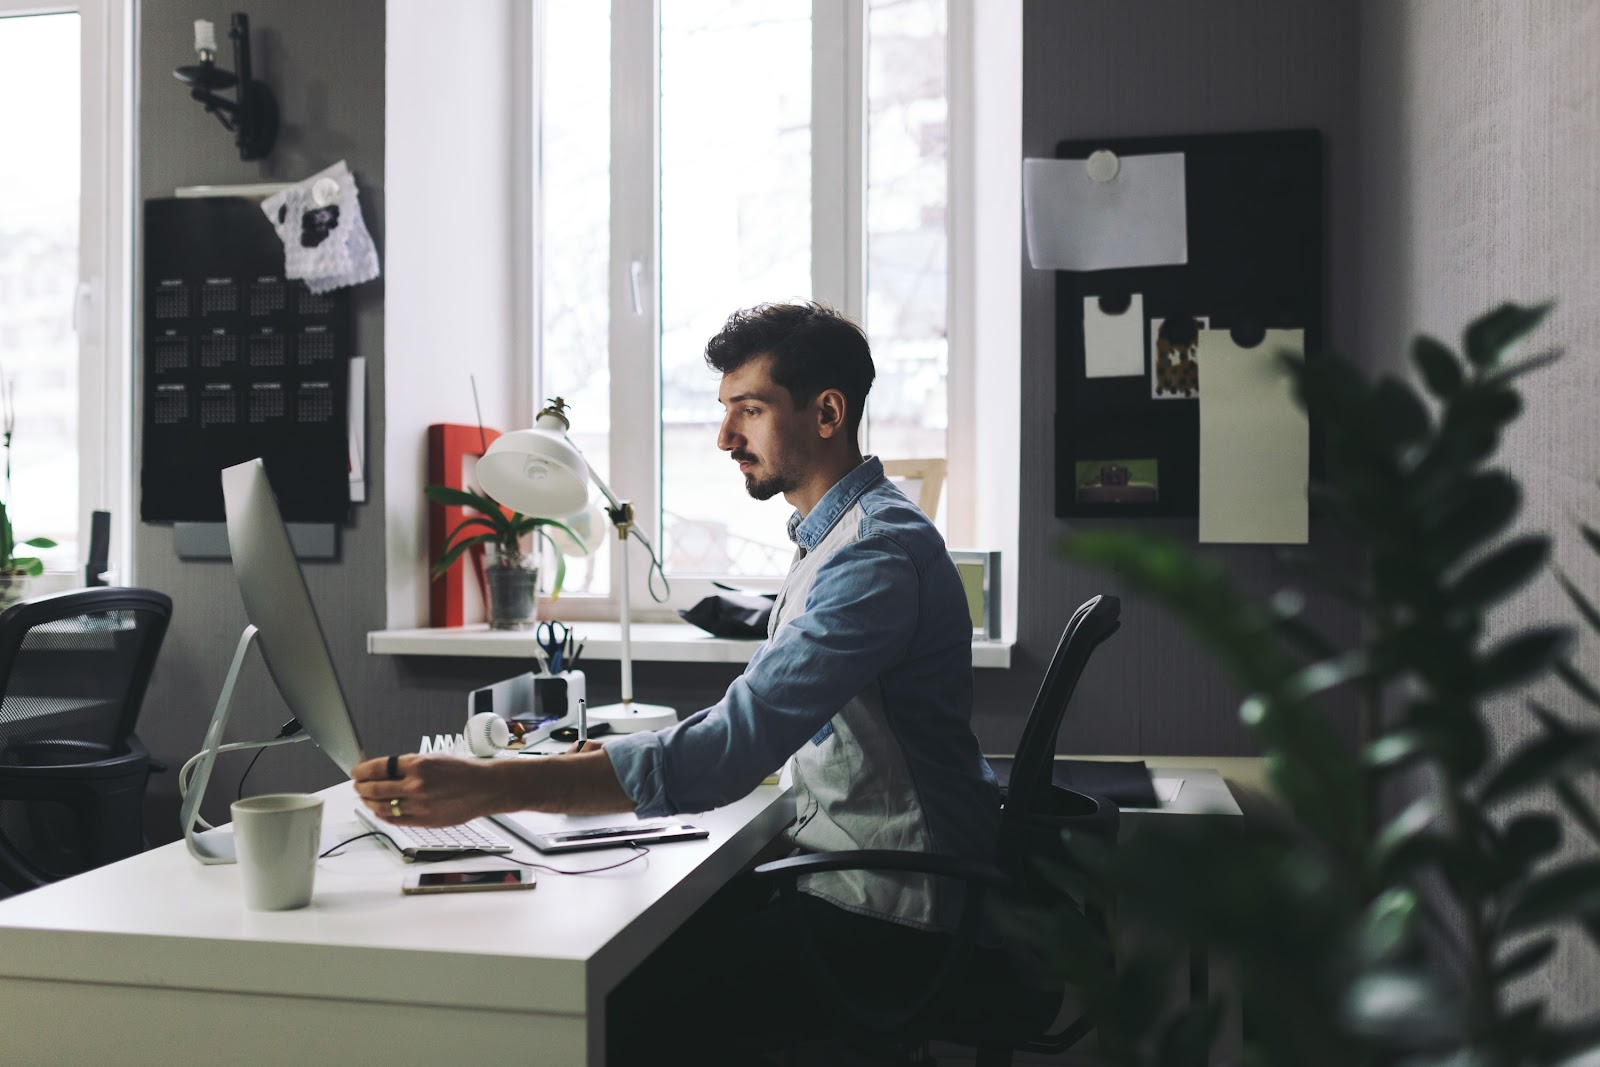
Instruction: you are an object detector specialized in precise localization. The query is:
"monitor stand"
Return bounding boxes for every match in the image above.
[181,624,307,864]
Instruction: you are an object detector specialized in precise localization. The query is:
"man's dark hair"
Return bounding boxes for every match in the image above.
[704,302,875,438]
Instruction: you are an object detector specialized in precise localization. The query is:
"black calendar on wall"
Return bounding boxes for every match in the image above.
[141,196,351,523]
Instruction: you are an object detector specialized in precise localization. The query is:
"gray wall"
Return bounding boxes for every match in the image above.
[135,0,1364,842]
[1359,0,1600,1019]
[1006,0,1364,757]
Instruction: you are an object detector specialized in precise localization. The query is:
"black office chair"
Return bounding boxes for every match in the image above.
[753,594,1123,1066]
[0,587,172,894]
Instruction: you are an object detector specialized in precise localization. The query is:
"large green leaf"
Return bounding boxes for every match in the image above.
[1448,536,1549,610]
[1370,376,1432,446]
[1342,969,1463,1043]
[1358,887,1421,965]
[1462,301,1552,369]
[1481,716,1600,803]
[1412,335,1464,398]
[1475,627,1574,694]
[1504,860,1600,931]
[431,532,497,578]
[21,536,55,549]
[1420,473,1522,569]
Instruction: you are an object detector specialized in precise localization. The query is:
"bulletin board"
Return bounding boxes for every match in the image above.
[1050,129,1323,520]
[141,196,352,523]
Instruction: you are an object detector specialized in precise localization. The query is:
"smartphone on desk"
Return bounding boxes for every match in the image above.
[402,868,536,894]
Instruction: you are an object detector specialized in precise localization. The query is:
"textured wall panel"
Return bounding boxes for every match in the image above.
[1360,0,1600,1022]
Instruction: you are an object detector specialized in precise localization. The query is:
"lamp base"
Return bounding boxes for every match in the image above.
[586,700,678,734]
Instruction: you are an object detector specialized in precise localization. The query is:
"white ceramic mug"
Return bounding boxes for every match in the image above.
[231,793,324,910]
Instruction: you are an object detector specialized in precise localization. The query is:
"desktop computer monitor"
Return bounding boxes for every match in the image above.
[221,458,363,771]
[181,458,364,863]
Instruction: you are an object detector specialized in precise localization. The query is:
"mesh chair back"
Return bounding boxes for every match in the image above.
[0,588,172,758]
[1000,594,1121,830]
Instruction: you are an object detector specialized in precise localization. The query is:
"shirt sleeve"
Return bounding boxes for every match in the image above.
[604,530,921,817]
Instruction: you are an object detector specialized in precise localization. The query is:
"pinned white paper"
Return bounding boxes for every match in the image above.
[1083,294,1144,378]
[1197,329,1308,544]
[1024,153,1188,271]
[261,161,381,294]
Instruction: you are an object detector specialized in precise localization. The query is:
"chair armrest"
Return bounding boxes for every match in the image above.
[753,848,1008,888]
[0,739,149,778]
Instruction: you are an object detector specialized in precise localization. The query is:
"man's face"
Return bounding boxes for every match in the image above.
[716,354,810,501]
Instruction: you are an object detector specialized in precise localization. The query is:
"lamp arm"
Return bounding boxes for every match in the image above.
[565,431,625,515]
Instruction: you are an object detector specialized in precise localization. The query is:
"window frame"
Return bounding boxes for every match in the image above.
[0,0,133,582]
[532,0,971,623]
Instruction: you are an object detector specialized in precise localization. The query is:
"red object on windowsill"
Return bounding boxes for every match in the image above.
[426,423,510,627]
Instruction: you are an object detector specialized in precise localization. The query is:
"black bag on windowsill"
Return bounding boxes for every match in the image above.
[677,587,775,639]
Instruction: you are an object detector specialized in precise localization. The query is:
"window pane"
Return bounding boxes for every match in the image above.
[0,13,80,569]
[865,0,947,524]
[660,0,811,579]
[539,0,611,594]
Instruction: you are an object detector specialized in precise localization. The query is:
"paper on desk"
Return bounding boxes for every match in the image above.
[1197,329,1309,544]
[1083,294,1145,377]
[1153,776,1184,805]
[1024,154,1187,271]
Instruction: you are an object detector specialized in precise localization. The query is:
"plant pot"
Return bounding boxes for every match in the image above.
[485,546,539,630]
[0,573,29,611]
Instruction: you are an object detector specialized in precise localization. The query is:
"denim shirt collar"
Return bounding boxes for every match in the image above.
[786,456,883,551]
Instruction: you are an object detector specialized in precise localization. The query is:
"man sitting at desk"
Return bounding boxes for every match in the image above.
[354,301,1000,1059]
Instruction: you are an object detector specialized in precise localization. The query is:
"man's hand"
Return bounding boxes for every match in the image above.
[351,748,637,827]
[351,754,512,828]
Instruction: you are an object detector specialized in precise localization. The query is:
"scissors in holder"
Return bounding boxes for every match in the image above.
[538,621,573,674]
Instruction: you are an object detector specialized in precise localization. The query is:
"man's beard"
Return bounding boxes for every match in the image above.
[733,451,798,501]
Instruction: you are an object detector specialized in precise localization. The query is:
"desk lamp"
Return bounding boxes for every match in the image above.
[477,399,677,734]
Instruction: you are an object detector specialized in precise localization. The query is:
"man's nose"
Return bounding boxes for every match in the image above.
[717,417,738,452]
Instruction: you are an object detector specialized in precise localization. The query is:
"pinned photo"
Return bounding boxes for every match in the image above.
[1074,459,1159,504]
[1150,315,1207,399]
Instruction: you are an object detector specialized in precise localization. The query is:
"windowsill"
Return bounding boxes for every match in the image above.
[367,621,1013,669]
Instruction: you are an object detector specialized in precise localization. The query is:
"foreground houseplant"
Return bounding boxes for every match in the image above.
[1034,304,1600,1066]
[424,485,585,630]
[0,498,57,609]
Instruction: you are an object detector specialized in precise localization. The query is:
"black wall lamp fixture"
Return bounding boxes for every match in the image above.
[173,14,278,162]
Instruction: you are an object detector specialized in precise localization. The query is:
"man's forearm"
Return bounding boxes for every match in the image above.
[492,748,636,816]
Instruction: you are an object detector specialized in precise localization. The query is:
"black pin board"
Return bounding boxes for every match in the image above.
[1051,129,1324,518]
[141,196,351,523]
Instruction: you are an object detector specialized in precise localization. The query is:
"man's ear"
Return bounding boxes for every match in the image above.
[814,388,849,440]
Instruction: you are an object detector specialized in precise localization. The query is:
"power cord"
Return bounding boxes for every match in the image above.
[318,833,651,875]
[238,718,304,800]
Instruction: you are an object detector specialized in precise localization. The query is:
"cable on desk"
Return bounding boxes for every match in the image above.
[320,830,393,858]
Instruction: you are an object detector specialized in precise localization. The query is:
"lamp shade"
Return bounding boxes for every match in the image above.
[477,427,591,518]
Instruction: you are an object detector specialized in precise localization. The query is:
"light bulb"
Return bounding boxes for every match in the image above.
[194,19,217,57]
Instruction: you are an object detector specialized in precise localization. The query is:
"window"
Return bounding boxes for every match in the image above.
[536,0,957,616]
[0,0,130,577]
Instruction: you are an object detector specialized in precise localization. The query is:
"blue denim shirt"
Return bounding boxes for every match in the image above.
[605,457,1000,929]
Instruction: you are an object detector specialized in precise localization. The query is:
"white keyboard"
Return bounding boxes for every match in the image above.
[355,807,514,858]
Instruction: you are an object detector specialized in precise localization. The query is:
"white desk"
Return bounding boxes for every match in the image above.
[0,781,794,1066]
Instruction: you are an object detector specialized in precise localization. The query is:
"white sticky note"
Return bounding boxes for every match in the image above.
[1197,329,1309,544]
[1024,153,1188,271]
[1083,294,1145,378]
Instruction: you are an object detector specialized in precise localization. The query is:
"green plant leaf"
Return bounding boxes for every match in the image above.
[1503,813,1563,866]
[1481,717,1600,803]
[18,557,42,576]
[1485,347,1562,387]
[1462,301,1552,368]
[21,537,55,549]
[1365,730,1434,772]
[1411,335,1464,398]
[1492,937,1558,984]
[1504,860,1600,931]
[1359,887,1420,965]
[1475,627,1574,694]
[423,484,498,510]
[1370,376,1432,446]
[1420,473,1521,570]
[431,533,496,579]
[1342,969,1462,1043]
[1448,536,1549,610]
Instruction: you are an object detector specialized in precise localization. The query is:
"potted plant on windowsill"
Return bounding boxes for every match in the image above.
[0,499,58,610]
[424,485,586,630]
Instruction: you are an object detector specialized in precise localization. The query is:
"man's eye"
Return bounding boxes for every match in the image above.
[743,408,760,417]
